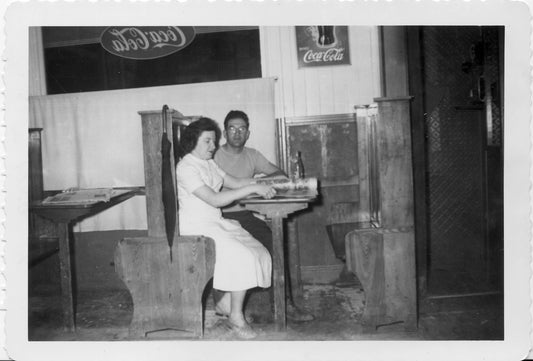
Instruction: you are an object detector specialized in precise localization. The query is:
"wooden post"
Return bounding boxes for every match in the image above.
[287,218,303,304]
[57,222,75,332]
[138,109,182,238]
[271,215,286,331]
[115,109,215,338]
[346,97,418,332]
[375,96,417,331]
[28,128,56,239]
[241,201,309,332]
[29,128,44,203]
[373,97,414,228]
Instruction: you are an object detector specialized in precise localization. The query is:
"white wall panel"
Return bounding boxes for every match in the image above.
[260,26,381,118]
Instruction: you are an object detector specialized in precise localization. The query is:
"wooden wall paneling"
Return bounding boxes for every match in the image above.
[260,26,381,119]
[303,67,321,115]
[281,26,300,118]
[260,26,290,120]
[318,69,336,115]
[350,27,381,106]
[331,69,351,114]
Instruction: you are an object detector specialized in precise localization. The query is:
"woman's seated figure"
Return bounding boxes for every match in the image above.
[176,117,275,339]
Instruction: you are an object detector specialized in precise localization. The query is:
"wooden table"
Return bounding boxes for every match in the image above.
[239,196,315,331]
[30,187,143,332]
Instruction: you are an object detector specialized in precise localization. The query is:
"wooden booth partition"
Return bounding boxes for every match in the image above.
[277,111,383,290]
[28,128,59,291]
[277,113,365,286]
[114,108,215,338]
[345,97,417,331]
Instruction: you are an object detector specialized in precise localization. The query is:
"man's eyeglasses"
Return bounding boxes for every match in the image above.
[227,126,249,134]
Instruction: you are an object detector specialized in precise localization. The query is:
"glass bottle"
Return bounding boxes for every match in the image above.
[295,151,305,179]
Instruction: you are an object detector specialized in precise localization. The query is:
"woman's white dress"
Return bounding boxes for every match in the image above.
[176,153,272,291]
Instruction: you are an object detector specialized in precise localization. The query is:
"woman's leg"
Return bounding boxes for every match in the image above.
[224,289,257,339]
[228,290,247,327]
[215,291,231,315]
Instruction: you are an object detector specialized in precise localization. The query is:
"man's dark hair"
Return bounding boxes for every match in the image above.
[181,117,221,155]
[223,110,250,130]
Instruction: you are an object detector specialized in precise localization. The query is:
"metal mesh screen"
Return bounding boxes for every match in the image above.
[423,27,489,293]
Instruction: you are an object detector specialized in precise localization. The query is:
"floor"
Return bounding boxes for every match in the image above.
[28,282,503,342]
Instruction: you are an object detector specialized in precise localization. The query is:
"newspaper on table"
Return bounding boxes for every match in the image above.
[253,177,318,199]
[41,188,116,205]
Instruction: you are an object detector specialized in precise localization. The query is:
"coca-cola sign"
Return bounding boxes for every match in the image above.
[295,26,351,68]
[100,26,195,60]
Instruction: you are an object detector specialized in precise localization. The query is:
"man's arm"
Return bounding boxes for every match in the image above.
[261,162,288,178]
[252,149,288,178]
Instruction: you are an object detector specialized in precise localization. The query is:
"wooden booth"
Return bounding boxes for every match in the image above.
[277,99,418,332]
[115,107,316,336]
[345,97,417,331]
[114,108,215,338]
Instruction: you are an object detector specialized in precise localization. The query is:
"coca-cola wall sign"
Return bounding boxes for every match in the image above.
[295,26,351,68]
[100,26,195,60]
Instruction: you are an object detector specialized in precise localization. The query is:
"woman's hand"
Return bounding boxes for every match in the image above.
[254,184,277,199]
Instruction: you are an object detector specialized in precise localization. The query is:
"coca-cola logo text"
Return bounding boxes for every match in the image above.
[303,48,346,63]
[100,26,195,60]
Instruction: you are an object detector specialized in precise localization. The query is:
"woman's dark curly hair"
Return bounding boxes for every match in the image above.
[180,117,221,155]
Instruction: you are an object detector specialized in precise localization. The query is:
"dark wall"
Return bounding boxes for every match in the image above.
[44,29,262,94]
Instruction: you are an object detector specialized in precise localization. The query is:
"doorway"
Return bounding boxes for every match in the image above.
[408,26,504,297]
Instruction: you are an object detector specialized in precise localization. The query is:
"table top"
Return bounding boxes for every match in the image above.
[30,187,143,223]
[239,188,317,205]
[31,187,143,209]
[239,196,316,205]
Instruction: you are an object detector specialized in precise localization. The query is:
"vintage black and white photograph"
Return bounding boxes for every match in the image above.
[4,1,531,361]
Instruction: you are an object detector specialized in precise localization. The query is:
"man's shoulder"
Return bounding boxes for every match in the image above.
[242,146,264,157]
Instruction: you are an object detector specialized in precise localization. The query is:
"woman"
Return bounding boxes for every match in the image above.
[176,117,275,339]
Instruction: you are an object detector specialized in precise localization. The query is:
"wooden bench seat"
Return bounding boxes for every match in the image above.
[115,235,215,338]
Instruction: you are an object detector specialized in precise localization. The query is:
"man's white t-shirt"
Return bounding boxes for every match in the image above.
[214,146,274,212]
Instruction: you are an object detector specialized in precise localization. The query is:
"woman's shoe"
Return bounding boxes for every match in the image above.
[222,319,257,340]
[215,310,255,324]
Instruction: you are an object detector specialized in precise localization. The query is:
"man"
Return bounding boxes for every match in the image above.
[214,110,314,322]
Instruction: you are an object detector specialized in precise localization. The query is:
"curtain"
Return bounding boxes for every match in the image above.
[29,27,47,96]
[29,77,276,231]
